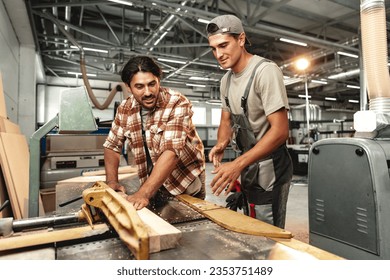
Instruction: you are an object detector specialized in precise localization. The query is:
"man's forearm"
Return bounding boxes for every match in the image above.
[138,150,178,199]
[216,111,232,148]
[104,147,120,182]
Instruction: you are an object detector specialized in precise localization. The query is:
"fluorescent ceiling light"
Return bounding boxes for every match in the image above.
[311,79,328,85]
[347,84,360,89]
[70,46,108,53]
[68,72,96,77]
[280,38,307,47]
[186,83,206,87]
[325,97,337,101]
[349,99,359,103]
[298,94,311,98]
[158,58,187,64]
[154,31,168,46]
[108,0,133,6]
[189,76,219,82]
[198,18,210,24]
[337,51,359,58]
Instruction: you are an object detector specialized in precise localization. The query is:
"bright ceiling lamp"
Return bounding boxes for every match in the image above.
[325,97,337,101]
[280,38,308,47]
[295,57,310,71]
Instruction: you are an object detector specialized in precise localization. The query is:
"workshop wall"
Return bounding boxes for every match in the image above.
[0,1,20,123]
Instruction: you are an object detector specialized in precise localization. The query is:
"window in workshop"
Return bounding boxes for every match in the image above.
[211,108,221,125]
[192,107,206,125]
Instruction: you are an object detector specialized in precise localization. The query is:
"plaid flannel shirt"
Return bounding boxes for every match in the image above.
[103,87,205,195]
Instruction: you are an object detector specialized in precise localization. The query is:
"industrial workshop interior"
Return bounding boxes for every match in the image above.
[1,0,390,262]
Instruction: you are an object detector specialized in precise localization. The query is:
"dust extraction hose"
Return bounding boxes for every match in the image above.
[39,11,129,110]
[360,0,390,100]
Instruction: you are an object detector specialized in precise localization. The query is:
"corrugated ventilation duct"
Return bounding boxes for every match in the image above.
[360,0,390,113]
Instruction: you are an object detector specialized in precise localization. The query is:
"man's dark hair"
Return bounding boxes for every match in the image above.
[120,56,163,86]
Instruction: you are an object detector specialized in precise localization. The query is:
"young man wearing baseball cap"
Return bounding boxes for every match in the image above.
[206,14,293,229]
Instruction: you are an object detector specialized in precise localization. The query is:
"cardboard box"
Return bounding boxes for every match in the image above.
[40,188,56,214]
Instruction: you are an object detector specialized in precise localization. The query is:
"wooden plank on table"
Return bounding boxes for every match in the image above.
[138,207,182,253]
[0,73,7,119]
[177,194,293,239]
[82,165,138,176]
[270,237,344,260]
[0,223,110,251]
[0,208,181,255]
[0,118,21,134]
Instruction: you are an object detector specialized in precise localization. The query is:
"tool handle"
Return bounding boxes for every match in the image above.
[59,189,125,208]
[59,195,83,207]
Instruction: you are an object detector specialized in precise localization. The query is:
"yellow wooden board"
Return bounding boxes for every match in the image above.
[0,223,110,251]
[177,194,292,239]
[177,194,343,260]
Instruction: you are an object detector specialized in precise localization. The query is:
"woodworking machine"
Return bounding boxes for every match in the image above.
[0,178,341,260]
[308,0,390,260]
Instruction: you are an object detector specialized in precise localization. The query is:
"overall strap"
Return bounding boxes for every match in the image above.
[241,59,269,115]
[224,58,269,114]
[224,71,233,109]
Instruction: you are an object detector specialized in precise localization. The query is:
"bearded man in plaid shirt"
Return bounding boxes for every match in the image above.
[103,55,205,210]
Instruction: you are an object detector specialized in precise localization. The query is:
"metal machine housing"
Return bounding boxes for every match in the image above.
[308,137,390,259]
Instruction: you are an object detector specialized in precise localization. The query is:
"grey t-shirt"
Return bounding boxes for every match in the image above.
[220,55,289,141]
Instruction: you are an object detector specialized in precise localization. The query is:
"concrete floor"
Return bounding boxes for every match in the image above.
[203,162,309,243]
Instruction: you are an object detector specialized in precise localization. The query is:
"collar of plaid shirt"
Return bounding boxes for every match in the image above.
[128,91,165,186]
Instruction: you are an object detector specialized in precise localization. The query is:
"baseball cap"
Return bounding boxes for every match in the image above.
[206,14,251,45]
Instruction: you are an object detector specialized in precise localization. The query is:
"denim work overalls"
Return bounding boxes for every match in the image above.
[225,59,293,228]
